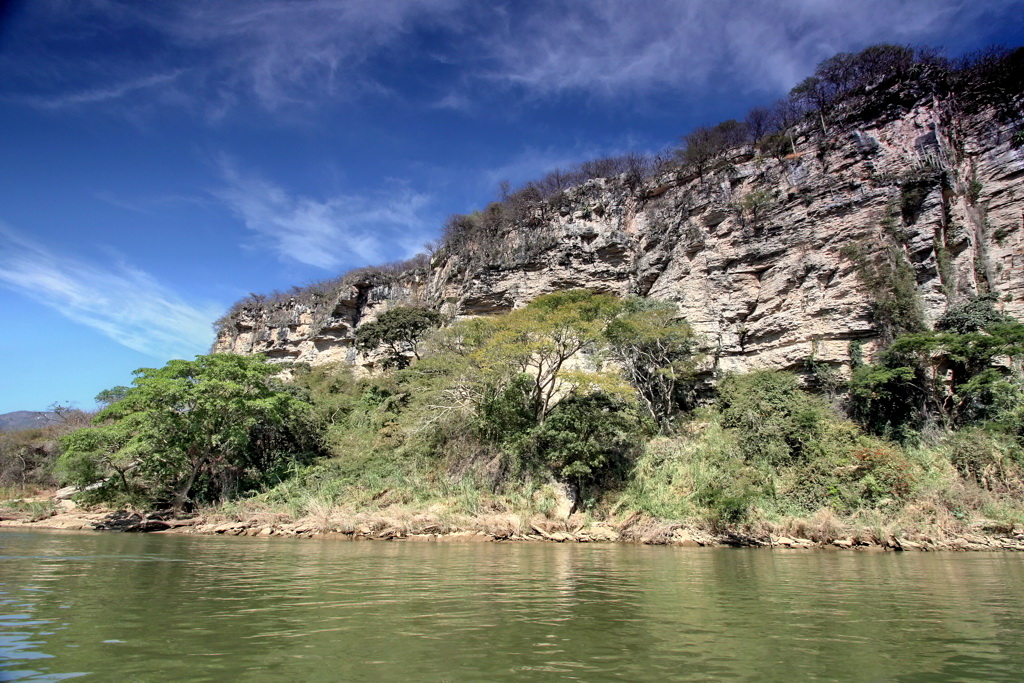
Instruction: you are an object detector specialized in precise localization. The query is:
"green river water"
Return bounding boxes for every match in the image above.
[1,530,1023,681]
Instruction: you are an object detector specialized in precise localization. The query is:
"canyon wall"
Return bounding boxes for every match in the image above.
[214,94,1024,376]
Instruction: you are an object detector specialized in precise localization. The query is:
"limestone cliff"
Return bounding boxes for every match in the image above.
[213,87,1023,376]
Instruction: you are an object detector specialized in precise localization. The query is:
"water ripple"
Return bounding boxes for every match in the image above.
[1,533,1023,680]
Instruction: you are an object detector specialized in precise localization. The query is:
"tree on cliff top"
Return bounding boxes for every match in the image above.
[676,119,748,176]
[58,354,318,511]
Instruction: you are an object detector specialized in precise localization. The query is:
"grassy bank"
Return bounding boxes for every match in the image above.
[7,291,1023,551]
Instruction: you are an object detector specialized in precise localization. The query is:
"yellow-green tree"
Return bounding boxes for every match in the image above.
[604,299,699,431]
[434,290,631,424]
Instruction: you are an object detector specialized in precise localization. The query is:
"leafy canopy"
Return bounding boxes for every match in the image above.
[355,306,442,368]
[434,290,629,424]
[58,354,318,510]
[850,296,1024,435]
[604,299,699,431]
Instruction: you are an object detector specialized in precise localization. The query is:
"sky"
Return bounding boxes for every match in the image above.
[1,0,1022,414]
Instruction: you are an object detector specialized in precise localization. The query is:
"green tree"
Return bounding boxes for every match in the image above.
[849,297,1024,435]
[437,290,628,424]
[58,354,318,511]
[529,392,644,497]
[355,307,442,369]
[887,322,1024,425]
[604,299,698,430]
[94,385,130,408]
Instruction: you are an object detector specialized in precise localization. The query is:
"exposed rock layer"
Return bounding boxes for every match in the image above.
[214,97,1024,374]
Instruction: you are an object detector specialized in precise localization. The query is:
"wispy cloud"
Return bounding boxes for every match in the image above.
[473,0,1000,97]
[159,0,465,111]
[215,160,432,270]
[2,0,465,116]
[13,71,185,110]
[0,225,218,360]
[2,0,1016,118]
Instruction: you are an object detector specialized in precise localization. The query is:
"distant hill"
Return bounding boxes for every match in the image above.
[0,411,58,432]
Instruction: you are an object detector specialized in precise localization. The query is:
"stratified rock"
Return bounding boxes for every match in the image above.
[212,98,1023,378]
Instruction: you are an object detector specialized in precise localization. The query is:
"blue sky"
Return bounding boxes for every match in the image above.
[1,0,1021,413]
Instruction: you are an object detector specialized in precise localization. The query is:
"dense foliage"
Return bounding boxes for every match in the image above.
[11,287,1021,539]
[850,295,1024,438]
[354,306,442,368]
[57,354,318,511]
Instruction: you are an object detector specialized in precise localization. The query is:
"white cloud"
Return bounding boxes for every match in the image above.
[14,71,185,110]
[1,0,465,116]
[110,0,466,113]
[474,0,1013,97]
[3,0,1015,117]
[215,160,432,270]
[0,225,218,360]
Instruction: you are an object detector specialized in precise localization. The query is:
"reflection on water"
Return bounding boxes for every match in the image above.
[1,530,1023,681]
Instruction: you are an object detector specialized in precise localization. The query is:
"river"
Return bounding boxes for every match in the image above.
[1,530,1023,681]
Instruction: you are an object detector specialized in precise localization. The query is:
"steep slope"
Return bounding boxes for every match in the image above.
[214,85,1023,376]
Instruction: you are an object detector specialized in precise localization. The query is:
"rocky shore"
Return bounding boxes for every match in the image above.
[4,504,1023,552]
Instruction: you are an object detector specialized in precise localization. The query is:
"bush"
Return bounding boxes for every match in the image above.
[935,293,1010,333]
[756,132,792,157]
[847,362,924,439]
[900,173,937,223]
[851,444,916,504]
[718,371,831,466]
[841,239,925,340]
[943,427,1024,494]
[528,393,646,497]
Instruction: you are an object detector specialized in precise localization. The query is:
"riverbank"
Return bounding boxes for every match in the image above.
[4,499,1023,552]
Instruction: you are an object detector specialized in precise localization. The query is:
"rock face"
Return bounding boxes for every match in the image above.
[214,96,1023,375]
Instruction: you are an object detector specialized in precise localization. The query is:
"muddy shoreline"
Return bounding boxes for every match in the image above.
[4,507,1023,552]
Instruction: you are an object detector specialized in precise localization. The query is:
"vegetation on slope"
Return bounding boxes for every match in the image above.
[37,290,1024,544]
[7,43,1023,542]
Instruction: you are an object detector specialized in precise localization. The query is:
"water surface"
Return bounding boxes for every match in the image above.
[2,530,1023,681]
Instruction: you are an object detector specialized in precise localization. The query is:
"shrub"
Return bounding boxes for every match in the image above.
[841,239,925,341]
[847,362,924,439]
[851,444,916,503]
[900,182,930,223]
[943,427,1024,495]
[756,132,792,157]
[718,371,831,466]
[740,189,775,223]
[967,179,984,203]
[528,393,646,501]
[935,293,1010,334]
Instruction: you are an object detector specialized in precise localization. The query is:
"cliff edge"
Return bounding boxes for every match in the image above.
[214,60,1024,377]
